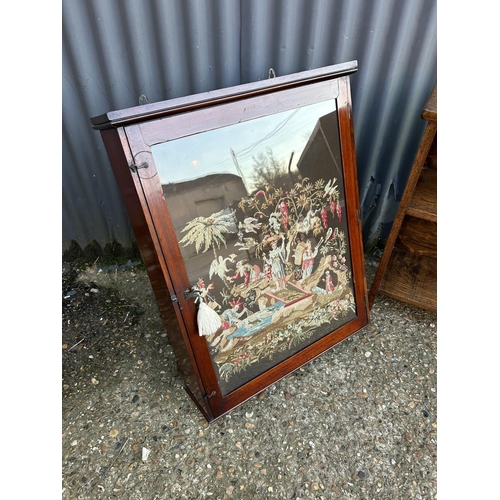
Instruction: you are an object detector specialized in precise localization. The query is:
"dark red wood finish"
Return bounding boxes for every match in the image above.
[92,62,369,421]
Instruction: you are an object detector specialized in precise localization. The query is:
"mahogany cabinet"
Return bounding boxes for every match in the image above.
[368,85,437,312]
[91,61,369,422]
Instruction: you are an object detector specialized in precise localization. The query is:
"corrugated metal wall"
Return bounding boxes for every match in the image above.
[62,0,436,254]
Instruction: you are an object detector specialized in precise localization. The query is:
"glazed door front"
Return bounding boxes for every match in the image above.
[124,76,368,419]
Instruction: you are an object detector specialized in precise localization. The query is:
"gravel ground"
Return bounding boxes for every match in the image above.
[62,252,437,499]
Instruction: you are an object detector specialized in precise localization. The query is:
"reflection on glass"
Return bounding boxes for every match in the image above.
[152,100,356,395]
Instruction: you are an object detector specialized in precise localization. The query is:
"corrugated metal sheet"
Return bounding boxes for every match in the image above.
[62,0,436,253]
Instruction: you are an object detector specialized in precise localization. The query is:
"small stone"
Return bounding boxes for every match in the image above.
[132,395,139,403]
[357,471,366,479]
[91,378,99,385]
[311,482,319,490]
[423,410,430,418]
[70,440,78,446]
[358,392,368,398]
[109,429,119,438]
[216,471,223,479]
[226,485,234,495]
[62,344,68,349]
[90,288,99,293]
[101,444,108,452]
[285,392,292,400]
[405,432,413,442]
[245,422,255,429]
[408,401,415,408]
[142,447,150,461]
[365,351,372,357]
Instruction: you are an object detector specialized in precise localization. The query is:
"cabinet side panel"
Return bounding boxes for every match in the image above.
[99,128,208,415]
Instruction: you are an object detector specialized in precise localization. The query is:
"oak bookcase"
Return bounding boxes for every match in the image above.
[368,85,437,313]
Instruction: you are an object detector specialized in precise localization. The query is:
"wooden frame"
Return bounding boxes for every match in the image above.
[91,61,369,422]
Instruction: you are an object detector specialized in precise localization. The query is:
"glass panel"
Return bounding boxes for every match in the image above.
[152,100,356,395]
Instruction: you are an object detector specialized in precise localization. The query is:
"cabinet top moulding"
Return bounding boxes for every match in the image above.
[91,61,358,130]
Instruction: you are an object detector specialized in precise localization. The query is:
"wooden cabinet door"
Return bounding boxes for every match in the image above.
[94,63,369,421]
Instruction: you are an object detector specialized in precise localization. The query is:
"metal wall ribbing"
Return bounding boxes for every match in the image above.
[62,0,437,252]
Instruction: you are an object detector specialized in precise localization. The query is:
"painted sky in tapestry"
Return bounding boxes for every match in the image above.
[152,100,357,395]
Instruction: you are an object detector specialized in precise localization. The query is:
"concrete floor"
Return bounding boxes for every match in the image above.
[62,252,437,499]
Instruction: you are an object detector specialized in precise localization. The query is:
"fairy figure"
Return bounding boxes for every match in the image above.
[323,270,335,293]
[300,239,319,281]
[265,235,287,290]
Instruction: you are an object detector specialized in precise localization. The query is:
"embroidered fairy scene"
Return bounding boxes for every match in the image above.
[154,102,357,394]
[179,175,356,394]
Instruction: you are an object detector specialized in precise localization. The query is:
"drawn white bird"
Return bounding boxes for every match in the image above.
[209,254,237,280]
[241,217,262,233]
[323,178,338,198]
